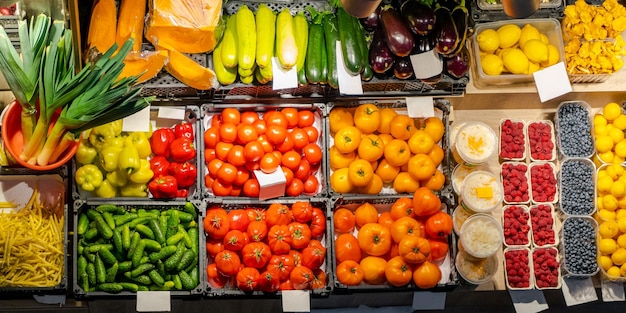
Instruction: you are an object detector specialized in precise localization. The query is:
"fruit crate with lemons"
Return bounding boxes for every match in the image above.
[326,99,453,199]
[201,103,327,199]
[330,194,458,291]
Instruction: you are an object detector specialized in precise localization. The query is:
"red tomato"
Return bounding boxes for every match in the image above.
[258,270,281,293]
[242,242,272,268]
[227,145,246,167]
[303,143,323,165]
[215,142,233,161]
[214,250,241,276]
[212,179,233,196]
[243,178,261,197]
[227,209,251,232]
[298,111,315,128]
[266,125,288,145]
[204,206,230,239]
[246,208,265,222]
[303,175,319,195]
[301,243,326,269]
[281,108,300,128]
[310,207,326,238]
[290,128,309,150]
[288,222,312,249]
[223,229,248,251]
[260,152,280,174]
[241,111,259,124]
[291,201,313,223]
[221,108,241,125]
[289,250,303,267]
[233,167,250,186]
[294,159,311,181]
[268,225,293,255]
[281,150,302,171]
[264,110,288,128]
[206,238,225,258]
[236,267,260,291]
[230,185,242,197]
[216,163,237,184]
[311,268,327,290]
[204,127,220,148]
[267,254,295,281]
[247,220,268,242]
[243,141,264,162]
[266,203,292,227]
[290,266,314,290]
[286,178,304,197]
[206,263,229,288]
[280,279,294,290]
[219,123,238,143]
[237,124,259,143]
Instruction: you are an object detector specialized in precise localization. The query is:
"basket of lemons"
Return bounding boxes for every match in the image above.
[469,18,565,87]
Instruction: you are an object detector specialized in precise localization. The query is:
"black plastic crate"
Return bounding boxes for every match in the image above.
[470,0,565,23]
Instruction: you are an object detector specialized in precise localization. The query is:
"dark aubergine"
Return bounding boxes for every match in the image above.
[400,0,436,36]
[393,56,415,80]
[433,6,459,56]
[445,47,470,78]
[369,28,396,74]
[412,32,436,54]
[360,6,381,32]
[380,5,415,57]
[450,0,470,55]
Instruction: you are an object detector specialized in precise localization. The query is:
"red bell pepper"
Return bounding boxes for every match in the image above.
[150,156,170,177]
[148,175,178,198]
[174,122,195,141]
[176,189,189,198]
[168,161,197,189]
[151,128,176,157]
[170,137,196,162]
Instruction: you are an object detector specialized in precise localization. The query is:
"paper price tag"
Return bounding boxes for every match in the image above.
[508,289,549,313]
[122,106,151,132]
[272,57,298,90]
[561,276,598,306]
[533,62,572,103]
[157,107,186,120]
[136,291,171,312]
[410,50,443,79]
[412,291,446,310]
[406,97,435,118]
[336,41,363,95]
[281,290,310,312]
[601,280,625,302]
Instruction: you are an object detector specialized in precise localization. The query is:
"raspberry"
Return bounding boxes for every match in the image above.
[530,163,557,203]
[501,163,530,204]
[528,121,555,161]
[500,120,526,160]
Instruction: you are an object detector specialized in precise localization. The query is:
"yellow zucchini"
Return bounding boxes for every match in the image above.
[221,14,238,69]
[259,63,273,81]
[236,5,256,70]
[275,9,298,69]
[293,12,308,72]
[238,63,256,77]
[240,74,254,85]
[255,4,276,69]
[213,42,237,86]
[255,67,269,85]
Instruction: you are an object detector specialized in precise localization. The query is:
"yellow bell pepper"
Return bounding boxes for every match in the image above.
[125,132,152,159]
[99,146,123,172]
[106,168,129,187]
[76,140,98,165]
[129,159,154,184]
[121,182,149,197]
[96,180,117,198]
[88,120,123,151]
[75,164,104,192]
[118,146,140,174]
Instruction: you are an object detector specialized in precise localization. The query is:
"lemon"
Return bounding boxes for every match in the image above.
[604,194,619,211]
[615,141,626,158]
[600,220,620,238]
[522,39,549,63]
[617,209,626,220]
[599,169,608,177]
[481,54,504,75]
[621,263,626,277]
[595,114,609,127]
[611,163,625,176]
[540,44,560,68]
[609,128,625,144]
[614,115,626,130]
[600,238,619,255]
[527,62,540,74]
[615,155,626,165]
[613,248,626,265]
[595,124,609,136]
[599,209,617,221]
[477,29,500,53]
[612,181,626,198]
[599,255,614,271]
[607,265,621,277]
[502,48,529,74]
[598,175,615,193]
[539,33,549,44]
[596,135,615,153]
[497,24,521,49]
[604,102,623,121]
[618,233,626,248]
[519,24,542,49]
[619,197,626,210]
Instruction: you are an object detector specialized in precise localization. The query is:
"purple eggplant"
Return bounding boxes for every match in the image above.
[450,0,470,55]
[412,32,436,54]
[445,47,470,78]
[360,6,381,32]
[400,0,436,36]
[380,5,415,57]
[433,6,459,56]
[393,56,415,80]
[369,28,396,74]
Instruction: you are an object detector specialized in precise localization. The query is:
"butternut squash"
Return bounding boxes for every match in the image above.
[145,0,222,54]
[118,50,168,84]
[116,0,147,52]
[87,0,117,54]
[164,49,217,90]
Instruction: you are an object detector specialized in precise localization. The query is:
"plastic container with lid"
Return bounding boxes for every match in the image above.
[461,170,503,214]
[453,204,475,236]
[452,163,487,196]
[453,122,498,166]
[528,120,556,162]
[455,250,498,285]
[460,213,503,259]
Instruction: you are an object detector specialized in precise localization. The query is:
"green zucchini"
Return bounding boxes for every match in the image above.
[306,23,324,84]
[336,7,363,75]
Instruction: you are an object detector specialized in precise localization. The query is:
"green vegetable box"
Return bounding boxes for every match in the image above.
[72,200,204,297]
[72,105,202,201]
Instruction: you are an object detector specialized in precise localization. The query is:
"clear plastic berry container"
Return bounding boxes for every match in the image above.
[461,170,503,214]
[555,101,595,159]
[532,247,562,290]
[529,162,558,204]
[527,120,556,162]
[499,118,527,161]
[560,216,599,278]
[559,158,596,216]
[504,247,534,290]
[501,162,530,205]
[529,203,559,248]
[503,205,532,248]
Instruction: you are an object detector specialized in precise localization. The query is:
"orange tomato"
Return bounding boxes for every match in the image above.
[260,152,280,174]
[330,168,353,194]
[390,197,415,220]
[393,172,420,193]
[428,144,445,165]
[221,108,241,125]
[407,154,436,181]
[281,150,302,171]
[264,110,288,129]
[413,187,442,217]
[360,256,387,285]
[354,103,381,134]
[420,169,446,191]
[412,260,442,289]
[375,159,400,183]
[241,111,259,124]
[357,223,392,256]
[429,239,449,262]
[204,127,220,148]
[329,108,354,134]
[390,114,416,140]
[266,125,288,145]
[423,117,445,143]
[348,159,374,187]
[335,233,362,263]
[408,129,435,154]
[384,256,413,287]
[219,123,238,143]
[424,211,453,240]
[398,236,431,264]
[336,260,364,286]
[281,107,299,128]
[378,212,394,229]
[378,133,394,147]
[383,139,411,167]
[358,134,385,162]
[334,208,356,233]
[377,108,399,134]
[297,110,315,128]
[227,145,246,167]
[329,146,357,171]
[354,203,379,227]
[356,173,383,195]
[237,124,259,144]
[334,126,362,153]
[390,216,424,243]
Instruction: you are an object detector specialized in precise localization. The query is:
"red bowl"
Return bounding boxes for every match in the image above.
[1,101,79,170]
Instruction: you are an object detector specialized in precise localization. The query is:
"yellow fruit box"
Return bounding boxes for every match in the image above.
[469,18,566,87]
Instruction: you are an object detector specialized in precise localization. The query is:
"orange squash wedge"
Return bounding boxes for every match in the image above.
[118,50,168,84]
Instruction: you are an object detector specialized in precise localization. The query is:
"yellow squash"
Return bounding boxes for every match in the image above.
[87,0,117,54]
[118,50,168,84]
[164,49,217,90]
[116,0,147,51]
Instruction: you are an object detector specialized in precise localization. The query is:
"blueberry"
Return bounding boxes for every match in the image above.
[556,103,594,157]
[559,159,595,215]
[562,217,598,275]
